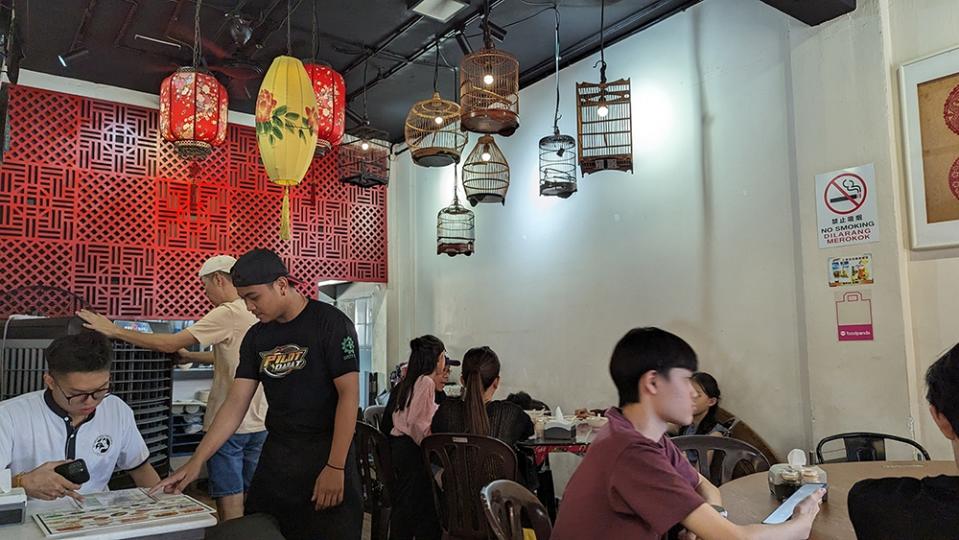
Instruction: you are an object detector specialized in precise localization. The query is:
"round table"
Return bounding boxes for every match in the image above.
[718,460,957,539]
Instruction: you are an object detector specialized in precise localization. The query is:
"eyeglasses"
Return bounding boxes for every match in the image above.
[53,379,111,405]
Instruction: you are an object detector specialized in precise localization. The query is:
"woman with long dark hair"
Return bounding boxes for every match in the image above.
[383,335,446,540]
[431,346,534,484]
[679,372,727,437]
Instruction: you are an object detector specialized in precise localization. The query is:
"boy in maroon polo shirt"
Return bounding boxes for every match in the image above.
[553,327,824,540]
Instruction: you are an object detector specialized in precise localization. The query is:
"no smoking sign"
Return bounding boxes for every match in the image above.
[816,164,880,248]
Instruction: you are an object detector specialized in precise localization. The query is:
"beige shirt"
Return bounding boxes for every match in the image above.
[187,298,267,434]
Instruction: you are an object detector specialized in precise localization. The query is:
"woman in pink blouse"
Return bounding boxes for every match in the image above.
[385,335,446,540]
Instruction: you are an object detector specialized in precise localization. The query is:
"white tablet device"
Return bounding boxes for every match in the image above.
[762,482,826,525]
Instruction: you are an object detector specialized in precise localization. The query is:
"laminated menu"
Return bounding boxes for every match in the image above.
[32,488,214,538]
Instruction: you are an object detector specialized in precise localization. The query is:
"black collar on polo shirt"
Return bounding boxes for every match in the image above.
[43,388,98,460]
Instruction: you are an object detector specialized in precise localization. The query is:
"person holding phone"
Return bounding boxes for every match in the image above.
[552,328,824,540]
[0,332,160,501]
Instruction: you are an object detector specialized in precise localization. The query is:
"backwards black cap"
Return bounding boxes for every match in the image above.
[230,248,300,287]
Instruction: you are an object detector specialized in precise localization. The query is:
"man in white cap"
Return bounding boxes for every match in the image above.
[78,255,267,522]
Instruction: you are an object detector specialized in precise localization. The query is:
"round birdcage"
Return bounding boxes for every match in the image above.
[437,168,475,256]
[460,47,519,136]
[539,132,577,198]
[339,126,391,188]
[405,92,468,167]
[462,135,509,206]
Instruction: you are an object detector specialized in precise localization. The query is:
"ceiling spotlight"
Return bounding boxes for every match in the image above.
[227,14,254,47]
[483,73,494,85]
[455,31,473,56]
[58,48,90,68]
[409,0,469,23]
[485,19,507,42]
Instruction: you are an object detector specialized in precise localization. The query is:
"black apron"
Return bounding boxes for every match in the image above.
[245,433,362,540]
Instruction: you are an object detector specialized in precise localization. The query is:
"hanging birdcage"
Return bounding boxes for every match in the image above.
[575,0,632,175]
[437,167,475,257]
[576,78,632,175]
[540,132,577,198]
[538,6,576,198]
[459,1,519,136]
[462,135,509,206]
[340,58,390,188]
[339,125,391,188]
[405,41,468,167]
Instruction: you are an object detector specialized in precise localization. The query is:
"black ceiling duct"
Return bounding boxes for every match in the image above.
[760,0,856,26]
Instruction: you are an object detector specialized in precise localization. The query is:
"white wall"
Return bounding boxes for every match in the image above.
[389,0,809,457]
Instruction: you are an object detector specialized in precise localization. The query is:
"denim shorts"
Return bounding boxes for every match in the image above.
[207,430,268,498]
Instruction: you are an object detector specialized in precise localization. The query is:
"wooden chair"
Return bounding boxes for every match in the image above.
[816,432,931,463]
[673,435,771,486]
[355,420,394,540]
[422,434,518,539]
[481,479,551,540]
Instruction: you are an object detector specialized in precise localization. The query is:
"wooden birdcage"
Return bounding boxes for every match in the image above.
[460,47,519,136]
[339,126,390,188]
[437,167,475,256]
[576,78,632,175]
[462,135,509,206]
[539,132,577,198]
[405,93,468,167]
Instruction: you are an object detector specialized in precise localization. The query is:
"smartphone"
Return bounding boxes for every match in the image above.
[762,482,826,524]
[54,459,90,485]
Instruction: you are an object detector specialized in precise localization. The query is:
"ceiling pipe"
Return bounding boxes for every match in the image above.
[346,0,506,103]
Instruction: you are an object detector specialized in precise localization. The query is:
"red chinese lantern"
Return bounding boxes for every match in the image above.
[303,63,345,156]
[159,67,229,160]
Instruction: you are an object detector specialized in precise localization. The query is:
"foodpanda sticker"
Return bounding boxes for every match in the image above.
[260,344,309,378]
[93,435,112,455]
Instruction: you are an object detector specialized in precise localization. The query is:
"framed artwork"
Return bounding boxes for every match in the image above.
[900,45,959,249]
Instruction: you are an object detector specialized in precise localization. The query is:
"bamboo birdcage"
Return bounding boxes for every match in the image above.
[437,167,475,257]
[539,132,577,198]
[462,134,509,206]
[460,48,519,136]
[339,126,391,188]
[459,2,519,137]
[576,78,632,175]
[405,92,467,167]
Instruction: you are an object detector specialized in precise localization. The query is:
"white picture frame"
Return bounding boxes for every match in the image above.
[900,45,959,249]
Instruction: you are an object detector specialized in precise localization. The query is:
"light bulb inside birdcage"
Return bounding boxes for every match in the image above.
[483,73,494,85]
[434,116,444,125]
[597,100,609,118]
[361,141,370,151]
[480,142,492,161]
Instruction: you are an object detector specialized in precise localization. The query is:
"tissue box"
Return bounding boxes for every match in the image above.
[0,487,26,526]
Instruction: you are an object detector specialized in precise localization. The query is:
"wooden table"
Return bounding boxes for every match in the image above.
[719,460,957,539]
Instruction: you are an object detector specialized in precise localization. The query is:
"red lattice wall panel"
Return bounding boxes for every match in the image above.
[0,85,388,319]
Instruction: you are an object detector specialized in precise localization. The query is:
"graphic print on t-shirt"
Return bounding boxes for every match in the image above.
[92,435,112,455]
[259,344,309,378]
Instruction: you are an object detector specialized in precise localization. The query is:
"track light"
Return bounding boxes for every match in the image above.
[485,19,507,43]
[455,31,473,55]
[58,48,90,68]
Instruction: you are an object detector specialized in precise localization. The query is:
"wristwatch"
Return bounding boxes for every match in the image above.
[711,504,728,518]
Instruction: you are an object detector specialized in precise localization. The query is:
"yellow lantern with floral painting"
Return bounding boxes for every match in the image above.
[255,55,318,240]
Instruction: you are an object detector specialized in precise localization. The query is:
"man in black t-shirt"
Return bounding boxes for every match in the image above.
[847,343,959,539]
[153,249,362,540]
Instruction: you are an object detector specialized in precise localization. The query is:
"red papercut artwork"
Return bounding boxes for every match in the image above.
[0,85,387,319]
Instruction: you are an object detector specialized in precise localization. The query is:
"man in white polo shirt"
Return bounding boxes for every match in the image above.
[78,255,266,521]
[0,332,160,500]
